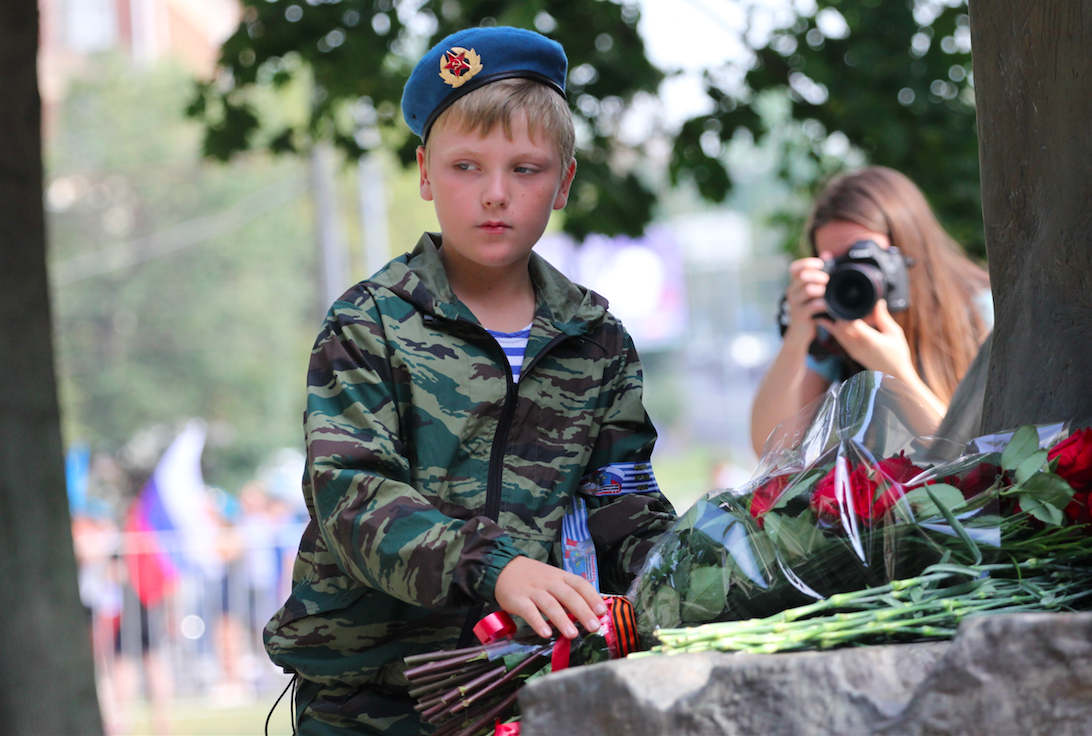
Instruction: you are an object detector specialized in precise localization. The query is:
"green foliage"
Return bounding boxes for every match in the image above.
[1016,473,1075,526]
[923,482,981,563]
[999,425,1076,529]
[902,483,963,518]
[689,0,982,256]
[669,113,732,204]
[47,57,316,490]
[763,510,831,558]
[563,156,659,241]
[195,0,983,253]
[190,0,667,240]
[1001,425,1041,471]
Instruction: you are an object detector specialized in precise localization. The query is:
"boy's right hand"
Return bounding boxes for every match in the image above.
[494,556,606,640]
[783,255,832,344]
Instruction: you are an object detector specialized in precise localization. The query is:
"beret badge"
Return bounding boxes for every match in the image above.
[438,47,483,88]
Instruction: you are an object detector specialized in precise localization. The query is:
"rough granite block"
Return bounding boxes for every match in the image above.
[521,613,1092,736]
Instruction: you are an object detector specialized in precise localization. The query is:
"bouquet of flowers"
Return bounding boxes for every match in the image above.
[403,596,640,736]
[629,371,1092,644]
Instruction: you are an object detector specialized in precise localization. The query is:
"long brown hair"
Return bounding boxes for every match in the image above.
[805,166,991,403]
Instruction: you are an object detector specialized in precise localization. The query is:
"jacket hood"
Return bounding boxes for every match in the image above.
[366,233,609,334]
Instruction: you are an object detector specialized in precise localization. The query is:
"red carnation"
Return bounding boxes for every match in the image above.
[1049,428,1092,492]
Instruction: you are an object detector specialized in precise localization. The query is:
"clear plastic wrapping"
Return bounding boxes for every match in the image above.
[628,371,1044,637]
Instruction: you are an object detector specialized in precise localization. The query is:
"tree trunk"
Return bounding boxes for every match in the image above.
[970,0,1092,432]
[0,3,104,733]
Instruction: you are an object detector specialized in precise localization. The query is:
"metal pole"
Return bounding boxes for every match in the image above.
[357,152,390,278]
[310,143,349,310]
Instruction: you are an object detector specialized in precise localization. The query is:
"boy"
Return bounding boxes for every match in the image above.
[265,26,675,734]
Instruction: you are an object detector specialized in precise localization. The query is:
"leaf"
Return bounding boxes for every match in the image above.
[1019,495,1066,527]
[1002,425,1041,471]
[902,483,964,519]
[773,468,826,509]
[1016,471,1075,510]
[762,510,783,541]
[503,652,531,670]
[651,584,682,629]
[681,566,727,623]
[765,511,830,558]
[924,484,982,564]
[1014,449,1048,485]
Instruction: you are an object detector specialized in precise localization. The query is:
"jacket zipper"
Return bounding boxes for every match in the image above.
[483,332,572,519]
[456,327,571,647]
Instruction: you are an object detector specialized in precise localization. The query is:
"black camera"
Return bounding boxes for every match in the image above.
[822,239,912,321]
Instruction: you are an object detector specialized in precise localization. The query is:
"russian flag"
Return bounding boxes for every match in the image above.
[124,420,218,606]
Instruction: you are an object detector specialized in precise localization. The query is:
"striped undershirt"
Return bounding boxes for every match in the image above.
[487,323,532,382]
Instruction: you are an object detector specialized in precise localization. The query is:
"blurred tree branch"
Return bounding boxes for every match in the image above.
[188,0,677,240]
[192,1,981,254]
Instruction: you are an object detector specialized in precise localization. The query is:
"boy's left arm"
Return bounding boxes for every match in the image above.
[582,330,676,594]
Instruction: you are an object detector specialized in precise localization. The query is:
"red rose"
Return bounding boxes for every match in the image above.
[954,463,1002,500]
[877,451,926,486]
[750,475,791,529]
[810,458,909,526]
[1049,428,1092,492]
[1064,491,1092,527]
[861,469,903,522]
[809,466,843,524]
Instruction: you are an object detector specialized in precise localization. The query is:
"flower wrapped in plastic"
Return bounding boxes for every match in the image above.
[629,371,1017,638]
[638,420,1092,656]
[630,370,1092,652]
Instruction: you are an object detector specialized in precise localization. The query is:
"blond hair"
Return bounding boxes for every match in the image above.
[425,78,576,170]
[805,166,991,403]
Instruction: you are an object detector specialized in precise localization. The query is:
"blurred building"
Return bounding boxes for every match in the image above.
[538,210,788,474]
[39,0,238,125]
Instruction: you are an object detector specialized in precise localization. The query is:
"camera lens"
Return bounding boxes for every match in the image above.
[826,264,885,321]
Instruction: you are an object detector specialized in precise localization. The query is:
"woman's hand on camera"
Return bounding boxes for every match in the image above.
[783,256,831,344]
[817,299,948,422]
[816,299,916,383]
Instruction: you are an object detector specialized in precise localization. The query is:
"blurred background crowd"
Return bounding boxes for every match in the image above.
[68,422,307,733]
[41,0,978,730]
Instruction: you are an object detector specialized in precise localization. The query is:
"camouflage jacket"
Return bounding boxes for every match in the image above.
[265,233,675,688]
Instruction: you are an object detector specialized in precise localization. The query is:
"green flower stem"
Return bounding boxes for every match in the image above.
[653,589,1092,654]
[651,571,957,646]
[646,561,1092,655]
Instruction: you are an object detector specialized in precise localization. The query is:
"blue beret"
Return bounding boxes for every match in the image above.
[402,26,568,141]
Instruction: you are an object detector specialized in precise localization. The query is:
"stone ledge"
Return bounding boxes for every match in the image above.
[520,613,1092,736]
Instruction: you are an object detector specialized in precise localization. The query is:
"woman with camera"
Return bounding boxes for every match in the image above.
[749,166,992,455]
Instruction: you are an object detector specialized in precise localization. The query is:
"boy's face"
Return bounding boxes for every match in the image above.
[417,111,576,276]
